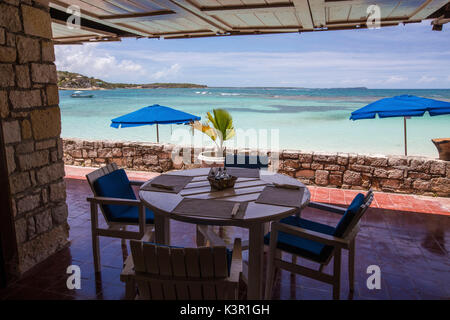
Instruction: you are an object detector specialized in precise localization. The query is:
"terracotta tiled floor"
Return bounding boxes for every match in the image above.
[1,166,449,300]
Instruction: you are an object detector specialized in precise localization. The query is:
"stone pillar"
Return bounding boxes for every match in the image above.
[0,0,69,276]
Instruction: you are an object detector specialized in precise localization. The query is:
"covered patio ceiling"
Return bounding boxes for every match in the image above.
[49,0,450,44]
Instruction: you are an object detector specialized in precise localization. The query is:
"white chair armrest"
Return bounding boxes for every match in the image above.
[87,196,141,206]
[308,202,347,215]
[120,255,135,282]
[129,180,145,186]
[229,238,242,283]
[88,196,147,236]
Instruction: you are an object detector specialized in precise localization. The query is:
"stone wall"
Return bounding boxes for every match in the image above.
[0,0,68,275]
[63,138,450,197]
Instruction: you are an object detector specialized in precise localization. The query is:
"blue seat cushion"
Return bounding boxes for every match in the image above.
[93,169,154,224]
[225,154,268,169]
[145,243,233,276]
[264,216,335,263]
[112,206,155,224]
[334,193,365,237]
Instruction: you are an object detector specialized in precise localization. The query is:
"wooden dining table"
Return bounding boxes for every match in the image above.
[139,167,311,299]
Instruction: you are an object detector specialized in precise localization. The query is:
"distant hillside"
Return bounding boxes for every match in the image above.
[57,71,207,90]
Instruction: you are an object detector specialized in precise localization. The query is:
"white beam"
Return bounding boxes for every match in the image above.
[309,0,326,28]
[52,18,116,36]
[201,3,295,15]
[325,0,365,8]
[50,0,154,36]
[169,0,231,32]
[410,0,450,20]
[98,10,177,23]
[292,0,314,30]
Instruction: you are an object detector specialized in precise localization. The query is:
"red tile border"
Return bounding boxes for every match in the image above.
[64,165,449,216]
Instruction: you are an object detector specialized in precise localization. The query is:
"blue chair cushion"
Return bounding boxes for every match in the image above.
[225,154,268,169]
[112,206,155,224]
[263,216,335,263]
[145,242,233,276]
[93,169,154,224]
[333,193,365,237]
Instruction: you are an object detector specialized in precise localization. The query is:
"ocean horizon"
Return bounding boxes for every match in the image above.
[59,87,450,158]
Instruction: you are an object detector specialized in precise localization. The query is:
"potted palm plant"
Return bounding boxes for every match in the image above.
[193,109,235,165]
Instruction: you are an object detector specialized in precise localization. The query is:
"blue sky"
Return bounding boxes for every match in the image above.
[55,21,450,89]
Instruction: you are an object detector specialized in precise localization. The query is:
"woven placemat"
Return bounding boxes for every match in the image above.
[141,175,193,194]
[225,167,260,179]
[172,198,248,219]
[255,185,305,208]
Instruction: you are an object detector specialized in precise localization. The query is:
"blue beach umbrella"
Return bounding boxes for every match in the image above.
[111,104,201,143]
[350,95,450,155]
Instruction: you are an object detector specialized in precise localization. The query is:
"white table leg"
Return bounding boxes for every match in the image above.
[154,212,170,245]
[247,223,265,299]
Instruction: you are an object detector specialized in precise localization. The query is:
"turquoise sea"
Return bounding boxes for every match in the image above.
[59,88,450,157]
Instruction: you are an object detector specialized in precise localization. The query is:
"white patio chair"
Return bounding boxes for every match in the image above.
[264,190,374,300]
[120,238,243,300]
[86,163,154,272]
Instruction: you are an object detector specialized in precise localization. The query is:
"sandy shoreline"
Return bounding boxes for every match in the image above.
[59,87,107,91]
[58,86,207,90]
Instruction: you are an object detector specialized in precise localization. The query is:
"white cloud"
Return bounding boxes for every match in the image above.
[119,49,450,87]
[385,75,407,83]
[123,49,445,72]
[153,63,181,80]
[417,75,437,83]
[55,44,145,81]
[55,44,184,83]
[55,40,450,88]
[117,60,143,72]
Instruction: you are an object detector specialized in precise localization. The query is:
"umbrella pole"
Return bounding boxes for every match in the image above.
[403,117,407,156]
[156,123,160,143]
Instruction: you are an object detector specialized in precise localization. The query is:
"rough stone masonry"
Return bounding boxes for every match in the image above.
[63,139,450,197]
[0,0,68,275]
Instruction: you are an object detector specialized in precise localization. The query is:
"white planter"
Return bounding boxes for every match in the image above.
[198,150,225,167]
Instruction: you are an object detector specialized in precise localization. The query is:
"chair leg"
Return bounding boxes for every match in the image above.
[333,248,341,300]
[121,225,128,259]
[349,239,355,292]
[125,278,136,300]
[121,226,127,247]
[273,249,282,281]
[264,222,270,235]
[264,257,276,300]
[233,283,239,300]
[148,229,155,242]
[290,255,297,279]
[90,203,101,273]
[92,232,101,273]
[196,225,206,247]
[264,230,278,300]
